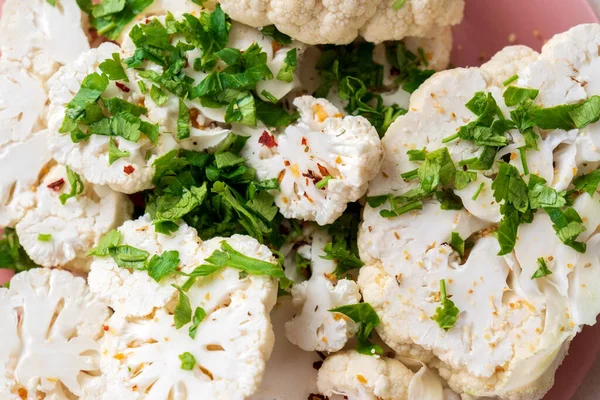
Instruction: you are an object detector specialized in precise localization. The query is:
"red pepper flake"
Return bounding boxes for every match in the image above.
[301,137,307,146]
[47,178,65,192]
[302,170,322,185]
[103,325,109,331]
[123,165,135,175]
[115,82,130,93]
[258,131,277,148]
[284,160,291,167]
[317,163,329,177]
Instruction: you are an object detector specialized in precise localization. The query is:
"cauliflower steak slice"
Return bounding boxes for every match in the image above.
[242,96,383,225]
[0,268,110,399]
[88,215,279,399]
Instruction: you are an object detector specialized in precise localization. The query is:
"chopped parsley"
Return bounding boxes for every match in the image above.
[431,279,459,331]
[147,250,180,282]
[329,303,383,356]
[321,203,364,278]
[531,257,552,279]
[276,48,297,83]
[59,167,85,205]
[260,25,292,45]
[173,285,192,329]
[0,228,40,273]
[76,0,155,40]
[188,307,207,339]
[37,234,52,242]
[503,74,519,86]
[449,232,465,257]
[392,0,407,9]
[179,352,197,370]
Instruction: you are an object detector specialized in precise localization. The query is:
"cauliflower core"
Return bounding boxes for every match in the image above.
[48,43,179,194]
[242,96,383,225]
[284,228,360,352]
[88,215,278,399]
[357,44,600,397]
[0,268,110,399]
[218,0,464,45]
[0,0,90,81]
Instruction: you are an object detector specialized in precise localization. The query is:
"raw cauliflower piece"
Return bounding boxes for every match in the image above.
[88,215,279,399]
[120,16,304,140]
[0,268,110,398]
[249,296,322,400]
[48,43,178,194]
[359,0,464,44]
[285,228,360,352]
[316,350,415,400]
[368,68,506,223]
[218,0,464,45]
[481,45,540,86]
[0,60,47,148]
[15,164,132,271]
[242,96,383,225]
[0,0,89,80]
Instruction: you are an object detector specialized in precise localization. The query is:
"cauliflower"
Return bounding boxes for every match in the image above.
[481,45,540,87]
[0,268,110,398]
[119,16,305,142]
[47,43,179,194]
[87,215,279,399]
[15,164,133,271]
[284,228,361,352]
[218,0,464,45]
[316,350,416,400]
[249,296,322,400]
[0,0,89,80]
[242,96,383,225]
[356,39,600,397]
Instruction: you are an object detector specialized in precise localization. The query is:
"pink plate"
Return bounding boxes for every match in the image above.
[0,0,598,399]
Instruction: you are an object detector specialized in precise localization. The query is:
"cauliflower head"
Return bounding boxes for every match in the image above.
[15,164,133,271]
[242,96,383,225]
[48,43,179,194]
[284,228,361,352]
[218,0,464,45]
[316,350,415,400]
[0,0,90,81]
[0,268,110,399]
[481,45,540,87]
[88,215,279,399]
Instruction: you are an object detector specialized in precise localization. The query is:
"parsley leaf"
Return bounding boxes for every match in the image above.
[173,285,192,329]
[177,99,191,139]
[256,99,299,128]
[99,52,129,82]
[393,0,407,10]
[449,232,465,257]
[108,137,131,164]
[503,86,539,107]
[431,279,459,331]
[276,48,297,83]
[88,229,121,256]
[329,303,383,356]
[179,352,197,370]
[147,250,180,282]
[108,245,149,269]
[77,0,154,40]
[188,307,207,339]
[573,169,600,196]
[531,257,552,279]
[260,25,292,45]
[545,207,587,253]
[59,166,85,205]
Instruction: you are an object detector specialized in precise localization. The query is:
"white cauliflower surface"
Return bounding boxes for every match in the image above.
[48,43,178,194]
[88,215,279,399]
[0,0,90,81]
[218,0,464,45]
[15,164,133,271]
[285,228,361,352]
[357,31,600,396]
[242,96,383,225]
[316,350,447,400]
[0,268,110,399]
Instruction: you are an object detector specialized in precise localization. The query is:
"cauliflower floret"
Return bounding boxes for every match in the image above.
[316,350,415,400]
[119,16,305,145]
[249,296,322,400]
[47,43,179,194]
[359,0,464,44]
[0,0,89,80]
[480,45,540,86]
[15,164,132,271]
[284,228,360,352]
[0,268,110,398]
[87,215,279,399]
[219,0,464,45]
[0,60,47,148]
[242,96,383,225]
